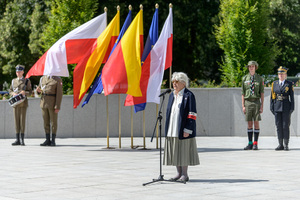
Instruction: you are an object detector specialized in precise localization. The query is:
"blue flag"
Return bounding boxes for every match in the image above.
[82,10,132,107]
[133,7,159,112]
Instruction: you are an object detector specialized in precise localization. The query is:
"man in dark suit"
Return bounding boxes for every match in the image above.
[270,66,294,151]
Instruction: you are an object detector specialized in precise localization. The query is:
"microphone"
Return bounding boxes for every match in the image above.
[159,88,172,97]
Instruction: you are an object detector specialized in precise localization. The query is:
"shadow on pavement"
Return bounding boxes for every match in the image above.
[190,179,269,183]
[55,145,104,148]
[87,148,157,152]
[199,147,300,152]
[198,148,242,152]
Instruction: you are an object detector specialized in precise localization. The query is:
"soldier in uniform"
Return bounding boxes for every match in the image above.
[36,75,63,146]
[270,66,294,151]
[241,61,264,150]
[9,65,32,146]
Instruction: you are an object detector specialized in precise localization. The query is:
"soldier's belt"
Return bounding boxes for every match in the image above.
[42,93,56,97]
[276,95,288,101]
[245,98,259,102]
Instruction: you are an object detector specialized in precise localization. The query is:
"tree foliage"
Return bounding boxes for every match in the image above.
[1,0,299,92]
[0,0,46,89]
[270,0,300,75]
[171,0,222,84]
[29,1,50,57]
[215,0,279,87]
[0,0,221,91]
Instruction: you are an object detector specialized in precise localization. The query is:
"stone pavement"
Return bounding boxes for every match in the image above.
[1,136,300,200]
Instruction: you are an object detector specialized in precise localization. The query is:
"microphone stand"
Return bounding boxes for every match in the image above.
[143,93,184,186]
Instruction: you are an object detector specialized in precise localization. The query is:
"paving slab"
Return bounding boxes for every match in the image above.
[0,137,300,200]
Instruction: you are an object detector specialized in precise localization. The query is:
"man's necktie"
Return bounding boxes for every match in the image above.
[250,76,254,95]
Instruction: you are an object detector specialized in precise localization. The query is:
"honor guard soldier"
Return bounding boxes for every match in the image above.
[9,65,32,145]
[37,75,63,146]
[270,66,294,151]
[241,61,264,150]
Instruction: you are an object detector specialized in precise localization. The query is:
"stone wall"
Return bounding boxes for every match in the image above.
[0,88,298,138]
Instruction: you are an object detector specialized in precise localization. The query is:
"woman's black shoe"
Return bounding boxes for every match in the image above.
[275,145,284,151]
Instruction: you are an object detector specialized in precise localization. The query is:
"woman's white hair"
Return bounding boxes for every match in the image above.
[171,72,189,88]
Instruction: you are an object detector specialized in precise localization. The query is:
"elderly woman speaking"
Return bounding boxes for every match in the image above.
[164,72,200,183]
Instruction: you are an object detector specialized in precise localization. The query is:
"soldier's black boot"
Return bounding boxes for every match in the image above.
[51,134,56,146]
[20,133,25,146]
[275,139,284,151]
[284,139,289,151]
[12,133,21,146]
[40,134,51,146]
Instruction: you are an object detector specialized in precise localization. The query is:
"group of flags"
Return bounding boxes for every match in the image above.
[26,4,173,112]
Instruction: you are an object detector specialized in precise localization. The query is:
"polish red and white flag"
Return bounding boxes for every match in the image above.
[26,13,107,78]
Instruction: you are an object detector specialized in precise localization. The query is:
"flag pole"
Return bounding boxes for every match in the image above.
[131,106,133,148]
[127,4,132,150]
[131,4,144,150]
[138,109,149,150]
[107,95,109,147]
[129,4,134,149]
[103,6,115,150]
[156,3,161,149]
[169,4,172,89]
[119,94,121,148]
[104,95,114,149]
[167,4,172,150]
[156,104,159,149]
[169,67,172,88]
[117,5,121,149]
[143,110,146,148]
[105,95,109,148]
[140,3,159,151]
[105,7,109,149]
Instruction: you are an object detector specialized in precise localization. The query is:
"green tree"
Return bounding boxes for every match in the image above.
[215,0,279,87]
[0,0,225,92]
[0,0,43,89]
[29,1,50,57]
[171,0,222,84]
[270,0,300,76]
[0,1,11,18]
